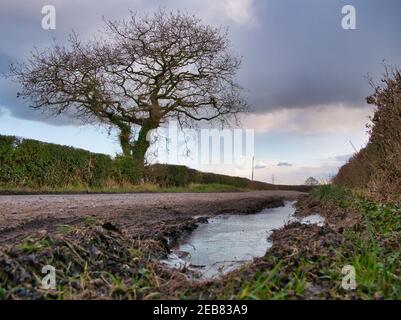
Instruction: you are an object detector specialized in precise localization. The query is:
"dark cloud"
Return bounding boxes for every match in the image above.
[1,0,401,124]
[237,0,401,111]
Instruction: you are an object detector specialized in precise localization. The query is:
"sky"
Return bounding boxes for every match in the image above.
[0,0,400,184]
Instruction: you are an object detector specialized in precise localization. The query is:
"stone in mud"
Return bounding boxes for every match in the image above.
[89,245,102,257]
[196,217,209,224]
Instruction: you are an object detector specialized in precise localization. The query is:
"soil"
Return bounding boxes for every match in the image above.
[0,191,303,245]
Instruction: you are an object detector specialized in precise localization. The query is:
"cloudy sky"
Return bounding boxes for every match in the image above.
[1,0,400,184]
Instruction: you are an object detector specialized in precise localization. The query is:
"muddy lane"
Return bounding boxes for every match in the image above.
[0,191,304,243]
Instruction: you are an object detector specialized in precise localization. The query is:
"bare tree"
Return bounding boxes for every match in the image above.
[10,9,248,172]
[305,177,319,186]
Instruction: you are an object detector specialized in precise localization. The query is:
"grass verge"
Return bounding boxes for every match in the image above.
[0,183,247,195]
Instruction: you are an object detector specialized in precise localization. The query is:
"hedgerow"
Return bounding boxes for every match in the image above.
[0,135,115,188]
[334,67,401,205]
[0,135,309,191]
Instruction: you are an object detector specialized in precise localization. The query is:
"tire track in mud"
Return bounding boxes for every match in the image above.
[0,217,84,244]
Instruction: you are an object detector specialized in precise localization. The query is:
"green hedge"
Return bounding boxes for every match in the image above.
[0,135,116,188]
[145,164,190,187]
[0,135,310,191]
[0,136,195,189]
[145,164,312,191]
[333,68,401,205]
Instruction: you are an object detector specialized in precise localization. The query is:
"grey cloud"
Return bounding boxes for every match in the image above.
[237,0,401,111]
[277,161,293,167]
[255,164,267,170]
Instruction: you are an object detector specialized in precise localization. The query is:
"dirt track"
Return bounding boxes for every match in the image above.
[0,191,303,244]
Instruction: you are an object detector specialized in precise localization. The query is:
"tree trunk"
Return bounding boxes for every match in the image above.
[116,120,157,172]
[131,120,157,166]
[118,123,132,157]
[115,119,158,183]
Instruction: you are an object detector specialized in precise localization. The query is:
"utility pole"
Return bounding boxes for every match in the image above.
[251,156,255,181]
[272,174,275,185]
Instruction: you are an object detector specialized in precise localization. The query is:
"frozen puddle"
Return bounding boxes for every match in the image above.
[299,214,326,227]
[161,201,325,280]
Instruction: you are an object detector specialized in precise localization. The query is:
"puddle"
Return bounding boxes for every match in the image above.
[161,201,325,280]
